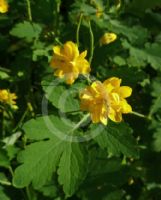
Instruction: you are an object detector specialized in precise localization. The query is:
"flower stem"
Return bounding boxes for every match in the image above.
[25,0,32,21]
[55,37,63,46]
[88,20,94,64]
[2,109,5,137]
[26,186,32,200]
[13,108,29,132]
[71,113,90,132]
[131,111,151,120]
[76,13,83,47]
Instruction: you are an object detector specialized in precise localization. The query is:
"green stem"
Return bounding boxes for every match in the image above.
[13,108,28,132]
[25,0,32,21]
[83,74,92,84]
[2,109,5,137]
[0,66,10,73]
[26,186,32,200]
[70,113,90,133]
[54,1,61,36]
[88,20,94,64]
[8,166,14,177]
[76,13,83,47]
[55,37,63,46]
[131,111,150,120]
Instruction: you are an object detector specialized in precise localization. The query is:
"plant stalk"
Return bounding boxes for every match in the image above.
[88,20,94,64]
[76,13,83,47]
[26,0,32,21]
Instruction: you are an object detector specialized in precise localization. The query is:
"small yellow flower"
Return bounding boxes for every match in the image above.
[0,89,18,110]
[80,77,132,125]
[99,33,117,46]
[0,0,8,13]
[50,41,91,85]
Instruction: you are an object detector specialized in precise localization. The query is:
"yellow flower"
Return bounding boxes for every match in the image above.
[50,41,91,85]
[80,77,132,125]
[0,89,18,110]
[99,33,117,46]
[0,0,8,13]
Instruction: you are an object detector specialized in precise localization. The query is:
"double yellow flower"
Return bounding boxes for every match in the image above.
[50,41,91,85]
[80,78,132,125]
[50,40,132,125]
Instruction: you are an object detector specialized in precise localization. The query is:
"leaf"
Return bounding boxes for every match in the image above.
[37,184,58,198]
[13,140,63,188]
[109,20,148,45]
[102,190,124,200]
[0,150,10,168]
[145,43,161,71]
[78,155,129,200]
[10,21,42,41]
[13,115,88,197]
[149,78,161,116]
[99,65,146,86]
[3,132,22,146]
[58,142,87,197]
[71,1,97,16]
[6,146,20,161]
[0,172,11,186]
[93,18,148,45]
[0,71,9,80]
[122,40,161,70]
[0,186,10,200]
[42,77,85,112]
[153,128,161,152]
[113,56,126,66]
[93,122,139,158]
[127,0,161,14]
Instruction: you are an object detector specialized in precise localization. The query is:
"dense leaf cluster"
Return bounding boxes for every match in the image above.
[0,0,161,199]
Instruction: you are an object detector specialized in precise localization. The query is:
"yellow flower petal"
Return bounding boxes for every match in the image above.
[53,46,61,55]
[103,77,121,90]
[111,93,120,104]
[54,69,64,77]
[120,100,132,113]
[63,41,79,60]
[79,50,87,59]
[100,116,107,125]
[119,86,132,98]
[108,108,122,122]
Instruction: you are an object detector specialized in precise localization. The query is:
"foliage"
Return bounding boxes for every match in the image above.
[0,0,161,199]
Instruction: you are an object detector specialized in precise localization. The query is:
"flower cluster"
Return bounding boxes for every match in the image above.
[0,89,18,110]
[50,40,132,125]
[0,0,8,13]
